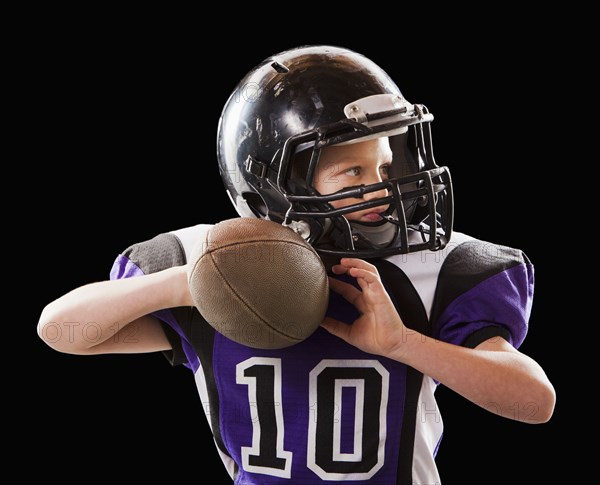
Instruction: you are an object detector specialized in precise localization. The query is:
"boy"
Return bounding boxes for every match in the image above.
[38,45,555,484]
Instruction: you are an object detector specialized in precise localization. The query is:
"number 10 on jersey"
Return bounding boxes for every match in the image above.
[236,357,390,481]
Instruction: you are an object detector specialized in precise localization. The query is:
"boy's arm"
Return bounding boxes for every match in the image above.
[38,265,192,355]
[395,332,555,424]
[322,258,556,424]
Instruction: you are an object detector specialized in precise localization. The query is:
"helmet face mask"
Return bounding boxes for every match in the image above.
[218,45,453,257]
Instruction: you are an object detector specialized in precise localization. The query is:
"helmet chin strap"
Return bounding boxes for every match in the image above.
[316,207,422,254]
[350,216,397,249]
[315,209,401,251]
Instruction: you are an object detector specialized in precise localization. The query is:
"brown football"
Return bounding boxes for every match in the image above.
[187,218,329,349]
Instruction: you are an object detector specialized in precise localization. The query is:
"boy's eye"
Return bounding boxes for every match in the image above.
[344,167,361,176]
[380,164,391,177]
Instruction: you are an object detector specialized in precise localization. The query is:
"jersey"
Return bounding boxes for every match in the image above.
[109,224,534,484]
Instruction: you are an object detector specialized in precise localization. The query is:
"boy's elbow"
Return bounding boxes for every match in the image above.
[37,304,64,351]
[535,382,556,424]
[527,379,556,424]
[37,304,87,354]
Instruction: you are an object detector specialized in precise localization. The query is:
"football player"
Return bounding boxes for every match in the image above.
[38,45,555,484]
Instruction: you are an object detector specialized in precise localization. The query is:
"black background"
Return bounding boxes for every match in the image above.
[28,22,569,484]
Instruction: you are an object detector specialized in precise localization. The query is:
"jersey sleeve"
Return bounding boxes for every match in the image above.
[429,240,534,349]
[109,233,193,368]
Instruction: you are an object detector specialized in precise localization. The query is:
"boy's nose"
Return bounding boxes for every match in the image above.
[363,186,389,201]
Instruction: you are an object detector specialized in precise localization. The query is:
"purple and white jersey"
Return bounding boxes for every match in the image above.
[110,224,533,484]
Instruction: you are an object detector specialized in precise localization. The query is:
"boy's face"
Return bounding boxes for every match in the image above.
[313,137,392,222]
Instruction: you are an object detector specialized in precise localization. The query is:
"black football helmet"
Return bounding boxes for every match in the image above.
[217,45,453,258]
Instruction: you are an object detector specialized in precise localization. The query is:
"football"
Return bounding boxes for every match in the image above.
[187,218,329,349]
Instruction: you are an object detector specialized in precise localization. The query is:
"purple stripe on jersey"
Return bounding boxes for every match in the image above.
[110,254,143,280]
[433,431,443,457]
[434,263,534,348]
[340,386,357,454]
[109,254,199,372]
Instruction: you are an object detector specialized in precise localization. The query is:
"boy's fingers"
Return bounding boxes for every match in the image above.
[331,264,348,275]
[321,316,351,341]
[339,258,379,274]
[328,277,365,312]
[348,267,382,286]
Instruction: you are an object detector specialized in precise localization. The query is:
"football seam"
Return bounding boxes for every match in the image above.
[204,244,306,342]
[203,238,322,260]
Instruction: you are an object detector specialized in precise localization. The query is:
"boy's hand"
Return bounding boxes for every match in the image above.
[321,258,409,359]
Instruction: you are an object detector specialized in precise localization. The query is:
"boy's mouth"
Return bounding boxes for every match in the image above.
[361,212,384,222]
[359,208,389,222]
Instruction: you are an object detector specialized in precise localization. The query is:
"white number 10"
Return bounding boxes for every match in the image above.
[236,357,390,481]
